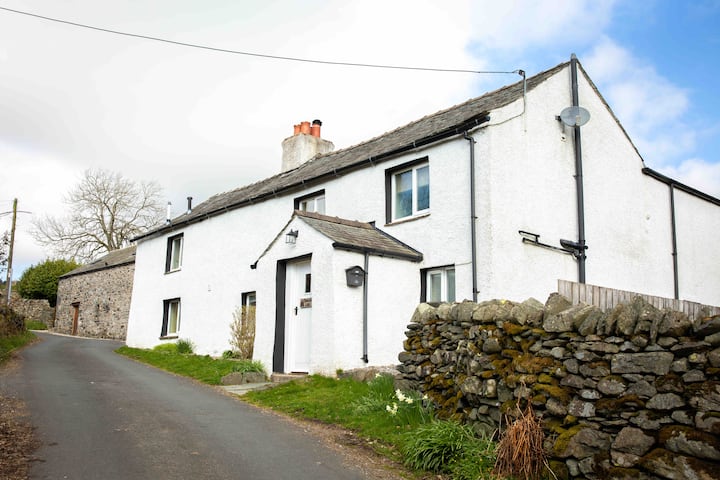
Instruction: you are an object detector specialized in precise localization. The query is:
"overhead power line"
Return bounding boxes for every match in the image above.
[0,6,520,76]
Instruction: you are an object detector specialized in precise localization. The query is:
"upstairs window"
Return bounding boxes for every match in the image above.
[295,190,325,214]
[165,233,183,272]
[161,298,181,337]
[421,266,455,303]
[387,160,429,222]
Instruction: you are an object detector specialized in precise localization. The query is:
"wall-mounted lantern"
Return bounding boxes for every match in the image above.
[285,229,299,245]
[345,266,365,287]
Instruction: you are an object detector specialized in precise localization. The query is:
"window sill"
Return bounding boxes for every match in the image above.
[385,212,430,227]
[164,268,181,275]
[159,335,178,340]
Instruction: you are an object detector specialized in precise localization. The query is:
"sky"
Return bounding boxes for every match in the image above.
[0,0,719,280]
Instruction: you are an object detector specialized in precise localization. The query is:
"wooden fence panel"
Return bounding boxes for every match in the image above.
[557,280,720,322]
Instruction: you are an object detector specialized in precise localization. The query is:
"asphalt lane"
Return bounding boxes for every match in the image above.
[1,332,367,480]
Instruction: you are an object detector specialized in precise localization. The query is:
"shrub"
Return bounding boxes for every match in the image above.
[448,432,497,480]
[401,420,478,473]
[0,305,25,336]
[15,258,79,307]
[176,338,195,354]
[229,304,255,360]
[352,373,396,414]
[231,360,265,374]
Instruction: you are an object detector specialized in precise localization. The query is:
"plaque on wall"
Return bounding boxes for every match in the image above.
[300,298,312,308]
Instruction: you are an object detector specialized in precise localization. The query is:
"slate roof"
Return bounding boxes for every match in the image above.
[135,61,569,241]
[60,245,137,279]
[295,211,423,261]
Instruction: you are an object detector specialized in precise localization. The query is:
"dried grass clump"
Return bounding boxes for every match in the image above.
[493,400,551,480]
[229,305,256,360]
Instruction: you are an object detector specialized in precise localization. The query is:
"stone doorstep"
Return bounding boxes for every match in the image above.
[270,372,309,383]
[221,373,307,396]
[220,382,273,396]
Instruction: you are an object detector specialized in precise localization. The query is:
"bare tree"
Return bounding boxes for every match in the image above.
[32,169,165,262]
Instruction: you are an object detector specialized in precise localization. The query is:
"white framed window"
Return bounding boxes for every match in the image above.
[241,291,256,324]
[165,233,183,272]
[161,298,181,337]
[295,190,325,214]
[389,162,429,221]
[299,195,325,214]
[423,266,455,303]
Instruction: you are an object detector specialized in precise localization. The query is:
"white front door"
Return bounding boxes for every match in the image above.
[285,260,312,373]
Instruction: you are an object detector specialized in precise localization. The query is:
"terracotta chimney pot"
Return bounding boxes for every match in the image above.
[300,121,311,135]
[310,119,322,138]
[293,124,301,135]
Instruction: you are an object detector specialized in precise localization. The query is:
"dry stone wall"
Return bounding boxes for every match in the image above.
[398,294,720,480]
[1,291,54,326]
[55,263,134,340]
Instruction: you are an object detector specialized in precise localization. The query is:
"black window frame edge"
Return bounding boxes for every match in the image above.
[293,189,326,210]
[165,232,184,273]
[160,297,181,338]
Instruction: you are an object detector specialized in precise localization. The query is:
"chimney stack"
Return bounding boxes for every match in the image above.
[281,119,334,172]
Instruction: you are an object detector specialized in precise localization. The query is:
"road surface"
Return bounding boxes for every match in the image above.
[1,332,370,480]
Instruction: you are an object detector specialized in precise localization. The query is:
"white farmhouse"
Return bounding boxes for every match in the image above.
[126,56,720,375]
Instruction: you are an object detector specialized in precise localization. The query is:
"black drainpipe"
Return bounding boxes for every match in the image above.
[570,54,587,283]
[464,132,479,302]
[361,252,369,363]
[669,184,679,299]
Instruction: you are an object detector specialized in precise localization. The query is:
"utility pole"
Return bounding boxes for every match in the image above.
[5,198,17,306]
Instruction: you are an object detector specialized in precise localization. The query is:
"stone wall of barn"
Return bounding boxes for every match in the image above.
[55,263,134,340]
[397,294,720,479]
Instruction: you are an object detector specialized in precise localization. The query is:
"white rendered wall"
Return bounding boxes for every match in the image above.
[674,189,720,305]
[127,62,720,368]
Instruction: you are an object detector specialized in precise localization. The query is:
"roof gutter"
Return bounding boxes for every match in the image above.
[133,114,492,242]
[331,242,423,262]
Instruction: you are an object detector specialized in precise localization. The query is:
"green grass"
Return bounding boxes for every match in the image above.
[0,330,35,362]
[116,346,265,385]
[25,320,47,330]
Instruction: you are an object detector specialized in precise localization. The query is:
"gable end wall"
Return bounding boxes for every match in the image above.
[55,263,134,340]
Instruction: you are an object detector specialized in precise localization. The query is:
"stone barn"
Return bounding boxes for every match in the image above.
[55,245,135,340]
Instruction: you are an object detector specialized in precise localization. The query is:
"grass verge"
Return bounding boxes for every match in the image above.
[25,321,47,331]
[0,331,35,363]
[115,346,264,385]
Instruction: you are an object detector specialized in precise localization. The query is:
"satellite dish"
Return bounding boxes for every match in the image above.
[559,106,591,127]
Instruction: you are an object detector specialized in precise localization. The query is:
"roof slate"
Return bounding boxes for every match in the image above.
[136,61,568,241]
[60,245,137,278]
[295,211,422,261]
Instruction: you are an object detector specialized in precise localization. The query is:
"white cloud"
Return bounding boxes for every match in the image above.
[469,0,616,53]
[661,158,720,198]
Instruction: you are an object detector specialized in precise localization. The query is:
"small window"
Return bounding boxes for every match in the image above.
[387,160,429,222]
[295,190,325,214]
[241,291,256,326]
[165,233,183,273]
[421,266,455,303]
[161,298,181,337]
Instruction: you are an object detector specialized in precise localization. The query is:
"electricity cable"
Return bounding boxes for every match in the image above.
[0,6,520,76]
